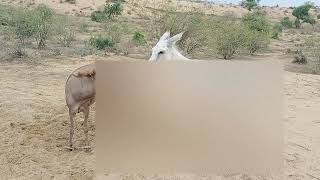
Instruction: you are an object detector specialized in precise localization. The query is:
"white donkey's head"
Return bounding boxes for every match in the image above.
[149,31,189,61]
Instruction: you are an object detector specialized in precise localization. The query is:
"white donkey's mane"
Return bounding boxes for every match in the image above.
[149,31,190,61]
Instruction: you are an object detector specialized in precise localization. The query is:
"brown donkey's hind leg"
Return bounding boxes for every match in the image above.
[82,106,90,149]
[67,109,76,151]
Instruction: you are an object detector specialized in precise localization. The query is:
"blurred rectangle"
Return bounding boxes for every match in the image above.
[96,60,283,176]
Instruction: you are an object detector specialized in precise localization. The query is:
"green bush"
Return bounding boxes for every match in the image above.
[301,23,313,34]
[292,3,314,27]
[292,49,307,64]
[65,0,76,4]
[89,35,115,50]
[317,14,320,19]
[292,3,313,20]
[91,11,106,22]
[132,31,146,45]
[240,0,258,11]
[303,16,316,25]
[243,28,269,54]
[305,36,320,73]
[210,21,246,59]
[0,6,14,27]
[241,10,271,33]
[12,10,37,44]
[281,17,293,28]
[8,9,37,56]
[271,23,282,39]
[104,2,123,19]
[54,16,75,47]
[33,4,54,48]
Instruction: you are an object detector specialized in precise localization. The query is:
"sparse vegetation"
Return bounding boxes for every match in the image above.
[243,27,269,54]
[241,10,271,33]
[301,23,314,34]
[10,9,37,56]
[33,5,54,49]
[281,17,293,28]
[65,0,76,4]
[241,0,258,11]
[104,2,123,19]
[292,49,307,64]
[305,36,320,73]
[271,23,282,39]
[210,20,246,59]
[292,2,315,28]
[91,10,106,22]
[89,35,115,50]
[90,1,123,22]
[132,31,146,46]
[54,16,75,47]
[241,10,271,53]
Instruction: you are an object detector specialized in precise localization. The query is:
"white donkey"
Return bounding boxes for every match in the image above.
[149,31,190,61]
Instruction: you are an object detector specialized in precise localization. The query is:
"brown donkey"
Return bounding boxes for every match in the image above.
[65,63,96,150]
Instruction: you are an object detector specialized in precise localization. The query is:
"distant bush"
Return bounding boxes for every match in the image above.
[90,2,123,22]
[12,10,36,44]
[271,23,282,39]
[65,0,76,4]
[243,27,270,55]
[91,11,106,22]
[240,0,258,11]
[7,8,37,56]
[33,5,54,49]
[79,20,89,32]
[132,31,146,45]
[89,35,115,50]
[303,16,316,25]
[301,23,313,34]
[241,10,271,33]
[54,16,75,47]
[104,2,123,19]
[317,14,320,19]
[210,21,246,59]
[292,2,314,27]
[281,17,293,28]
[305,36,320,72]
[0,6,13,27]
[292,49,307,64]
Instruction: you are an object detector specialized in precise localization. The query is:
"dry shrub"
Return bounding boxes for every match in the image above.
[54,16,75,47]
[305,36,320,72]
[207,20,246,59]
[292,49,307,64]
[300,23,313,34]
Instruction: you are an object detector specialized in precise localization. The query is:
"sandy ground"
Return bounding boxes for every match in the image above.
[0,54,320,179]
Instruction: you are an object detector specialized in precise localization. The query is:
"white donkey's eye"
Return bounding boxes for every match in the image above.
[158,51,165,55]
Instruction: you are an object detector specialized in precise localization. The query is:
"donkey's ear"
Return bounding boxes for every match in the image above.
[160,31,171,40]
[167,31,184,46]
